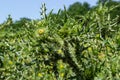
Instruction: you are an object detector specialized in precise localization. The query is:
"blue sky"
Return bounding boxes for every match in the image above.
[0,0,98,23]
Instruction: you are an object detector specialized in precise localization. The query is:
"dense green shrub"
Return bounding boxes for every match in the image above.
[0,2,120,80]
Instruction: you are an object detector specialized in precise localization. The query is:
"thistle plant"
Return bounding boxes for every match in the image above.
[0,1,120,80]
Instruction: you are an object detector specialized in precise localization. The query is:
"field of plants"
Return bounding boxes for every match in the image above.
[0,2,120,80]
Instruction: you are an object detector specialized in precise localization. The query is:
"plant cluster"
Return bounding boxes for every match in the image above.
[0,2,120,80]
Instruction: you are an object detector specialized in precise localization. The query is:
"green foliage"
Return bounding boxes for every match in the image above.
[0,2,120,80]
[106,0,120,23]
[67,2,90,17]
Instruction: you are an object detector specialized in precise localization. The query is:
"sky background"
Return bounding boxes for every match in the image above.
[0,0,114,23]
